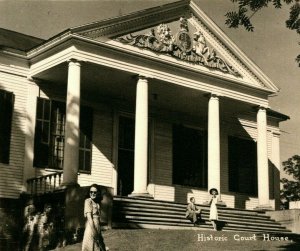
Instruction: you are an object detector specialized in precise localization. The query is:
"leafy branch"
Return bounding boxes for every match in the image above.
[225,0,300,66]
[280,155,300,208]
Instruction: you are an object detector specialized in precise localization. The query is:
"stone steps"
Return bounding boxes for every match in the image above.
[112,196,291,233]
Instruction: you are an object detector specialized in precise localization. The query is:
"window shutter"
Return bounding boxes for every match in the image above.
[0,90,14,164]
[79,106,93,172]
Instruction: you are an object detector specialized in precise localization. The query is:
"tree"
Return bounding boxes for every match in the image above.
[280,155,300,208]
[225,0,300,66]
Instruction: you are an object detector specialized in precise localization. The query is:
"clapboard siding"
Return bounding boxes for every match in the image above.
[78,104,113,187]
[0,72,29,199]
[153,121,173,187]
[220,129,229,193]
[153,184,260,209]
[151,114,277,209]
[222,194,259,210]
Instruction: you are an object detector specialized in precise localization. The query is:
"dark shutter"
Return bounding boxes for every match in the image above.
[0,90,14,164]
[172,124,207,188]
[228,136,257,195]
[79,106,93,172]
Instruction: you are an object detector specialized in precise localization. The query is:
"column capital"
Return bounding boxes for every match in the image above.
[67,59,81,67]
[254,105,269,112]
[204,93,221,99]
[26,76,41,85]
[132,74,152,81]
[272,130,281,137]
[26,76,35,82]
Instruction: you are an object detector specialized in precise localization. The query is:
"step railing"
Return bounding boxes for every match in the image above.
[27,171,63,195]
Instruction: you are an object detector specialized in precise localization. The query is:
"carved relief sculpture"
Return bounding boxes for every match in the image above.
[115,17,241,77]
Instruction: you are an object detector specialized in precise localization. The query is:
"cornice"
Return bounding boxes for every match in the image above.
[37,36,270,106]
[24,0,279,96]
[74,0,189,37]
[72,35,271,94]
[189,1,279,93]
[79,6,188,39]
[188,14,261,87]
[27,31,72,58]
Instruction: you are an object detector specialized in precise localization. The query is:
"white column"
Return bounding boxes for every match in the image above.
[62,60,81,186]
[271,132,281,210]
[130,76,149,196]
[22,79,39,191]
[208,94,221,194]
[257,107,270,208]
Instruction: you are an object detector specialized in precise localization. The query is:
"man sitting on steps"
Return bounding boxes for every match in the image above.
[185,197,202,226]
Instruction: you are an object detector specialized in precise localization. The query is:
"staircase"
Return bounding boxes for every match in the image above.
[112,196,291,233]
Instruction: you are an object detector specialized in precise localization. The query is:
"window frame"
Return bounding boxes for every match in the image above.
[33,97,93,173]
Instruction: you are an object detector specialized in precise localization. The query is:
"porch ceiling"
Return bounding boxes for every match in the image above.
[34,62,255,120]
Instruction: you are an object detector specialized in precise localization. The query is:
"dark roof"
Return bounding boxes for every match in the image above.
[0,28,44,52]
[267,108,290,121]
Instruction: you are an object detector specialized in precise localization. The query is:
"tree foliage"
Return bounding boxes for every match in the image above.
[280,155,300,204]
[225,0,300,66]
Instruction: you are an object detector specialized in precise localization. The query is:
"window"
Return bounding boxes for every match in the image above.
[34,98,93,172]
[0,90,14,164]
[173,124,207,188]
[79,106,93,173]
[228,136,257,195]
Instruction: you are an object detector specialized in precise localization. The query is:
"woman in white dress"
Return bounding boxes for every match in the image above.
[82,184,108,251]
[209,188,219,231]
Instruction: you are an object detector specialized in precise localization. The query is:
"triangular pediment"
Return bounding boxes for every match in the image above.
[72,0,278,93]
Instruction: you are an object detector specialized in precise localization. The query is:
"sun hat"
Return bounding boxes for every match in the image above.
[209,188,218,195]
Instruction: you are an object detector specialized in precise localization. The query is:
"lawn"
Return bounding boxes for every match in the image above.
[52,229,300,251]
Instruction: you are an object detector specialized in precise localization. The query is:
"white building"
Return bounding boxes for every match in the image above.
[0,0,289,221]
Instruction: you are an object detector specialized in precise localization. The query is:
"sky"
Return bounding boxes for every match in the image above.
[0,0,299,173]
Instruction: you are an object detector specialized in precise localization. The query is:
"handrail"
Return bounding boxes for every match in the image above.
[27,171,63,195]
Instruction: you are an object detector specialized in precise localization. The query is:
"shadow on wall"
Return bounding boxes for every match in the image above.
[269,159,280,210]
[153,115,280,210]
[0,81,35,249]
[0,78,116,249]
[18,184,113,249]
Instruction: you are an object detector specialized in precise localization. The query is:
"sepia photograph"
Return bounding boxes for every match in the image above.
[0,0,299,250]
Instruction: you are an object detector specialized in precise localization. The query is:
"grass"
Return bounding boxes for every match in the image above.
[51,229,300,251]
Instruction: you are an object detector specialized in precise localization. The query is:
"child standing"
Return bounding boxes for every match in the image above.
[209,188,219,231]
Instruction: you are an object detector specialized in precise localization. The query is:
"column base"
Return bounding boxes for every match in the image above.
[128,191,153,199]
[254,204,274,211]
[60,182,80,190]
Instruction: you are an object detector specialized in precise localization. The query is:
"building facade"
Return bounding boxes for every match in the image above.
[0,0,289,215]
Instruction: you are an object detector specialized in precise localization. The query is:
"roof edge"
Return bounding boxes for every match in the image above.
[267,108,290,121]
[70,0,190,34]
[189,0,280,93]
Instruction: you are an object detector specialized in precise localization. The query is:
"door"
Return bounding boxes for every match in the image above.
[117,116,135,196]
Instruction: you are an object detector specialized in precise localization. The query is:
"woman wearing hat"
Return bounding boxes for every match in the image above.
[209,188,219,231]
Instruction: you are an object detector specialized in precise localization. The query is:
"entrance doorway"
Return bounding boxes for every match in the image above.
[117,116,135,196]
